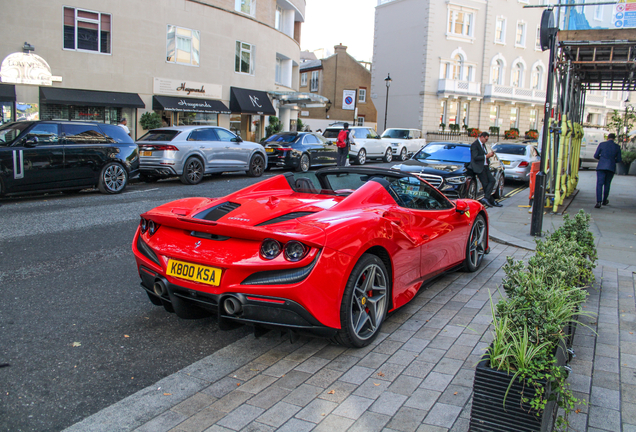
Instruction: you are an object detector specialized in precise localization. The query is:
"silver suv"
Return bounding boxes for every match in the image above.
[322,126,393,165]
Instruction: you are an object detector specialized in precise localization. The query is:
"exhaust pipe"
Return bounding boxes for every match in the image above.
[153,279,167,297]
[223,296,242,315]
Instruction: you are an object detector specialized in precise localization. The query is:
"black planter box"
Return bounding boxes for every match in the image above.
[469,340,568,432]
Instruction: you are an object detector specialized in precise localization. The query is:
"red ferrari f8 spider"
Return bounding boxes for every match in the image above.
[132,167,489,347]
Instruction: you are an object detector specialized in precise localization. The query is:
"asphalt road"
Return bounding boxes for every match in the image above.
[0,163,525,432]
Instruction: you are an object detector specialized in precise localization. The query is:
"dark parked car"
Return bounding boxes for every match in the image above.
[391,142,505,200]
[263,132,337,172]
[0,121,138,197]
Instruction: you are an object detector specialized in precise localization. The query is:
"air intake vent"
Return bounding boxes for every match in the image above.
[194,202,241,221]
[256,212,316,226]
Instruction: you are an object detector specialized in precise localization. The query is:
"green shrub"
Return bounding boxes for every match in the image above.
[139,112,162,130]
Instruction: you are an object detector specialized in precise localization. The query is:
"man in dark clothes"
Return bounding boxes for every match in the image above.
[594,133,622,208]
[470,131,502,207]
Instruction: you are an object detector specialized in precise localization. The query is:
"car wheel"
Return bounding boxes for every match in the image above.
[383,148,393,163]
[248,153,265,177]
[98,162,128,194]
[400,147,408,161]
[296,153,310,173]
[356,149,367,165]
[467,180,478,200]
[139,173,159,183]
[332,254,389,348]
[493,174,505,199]
[464,215,487,272]
[180,157,204,185]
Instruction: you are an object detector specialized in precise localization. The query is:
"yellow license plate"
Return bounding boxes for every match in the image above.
[502,160,511,165]
[140,150,152,157]
[166,259,222,286]
[266,148,274,153]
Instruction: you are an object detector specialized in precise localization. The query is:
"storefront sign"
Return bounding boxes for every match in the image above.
[342,90,356,110]
[0,52,62,86]
[153,77,222,100]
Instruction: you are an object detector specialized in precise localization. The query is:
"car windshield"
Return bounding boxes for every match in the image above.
[0,122,32,146]
[264,133,299,144]
[413,143,470,163]
[322,129,341,139]
[492,144,526,155]
[137,130,180,142]
[381,129,409,139]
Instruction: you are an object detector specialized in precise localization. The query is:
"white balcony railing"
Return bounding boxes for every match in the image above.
[484,84,546,103]
[437,79,482,97]
[586,94,626,110]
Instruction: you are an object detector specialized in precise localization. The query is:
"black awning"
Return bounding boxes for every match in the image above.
[152,96,231,114]
[0,84,16,102]
[39,87,145,108]
[230,87,276,116]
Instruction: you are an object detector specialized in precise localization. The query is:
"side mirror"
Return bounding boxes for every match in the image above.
[25,135,39,147]
[231,136,243,143]
[455,199,469,214]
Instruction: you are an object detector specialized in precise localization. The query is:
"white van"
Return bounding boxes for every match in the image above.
[580,128,607,169]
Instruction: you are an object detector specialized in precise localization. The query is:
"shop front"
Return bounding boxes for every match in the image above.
[229,87,276,142]
[0,83,16,125]
[152,96,231,127]
[39,87,145,138]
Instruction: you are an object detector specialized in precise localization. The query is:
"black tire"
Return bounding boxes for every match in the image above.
[296,153,310,173]
[467,179,478,200]
[180,156,204,185]
[248,153,265,177]
[139,173,159,183]
[463,215,487,272]
[383,148,393,163]
[98,162,128,194]
[493,174,505,199]
[355,149,367,165]
[332,254,389,348]
[400,147,408,161]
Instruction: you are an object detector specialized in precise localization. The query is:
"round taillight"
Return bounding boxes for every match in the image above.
[284,241,307,262]
[260,239,282,260]
[148,220,157,235]
[140,217,148,233]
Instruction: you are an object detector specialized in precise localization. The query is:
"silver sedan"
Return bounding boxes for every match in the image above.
[492,142,540,183]
[137,126,267,184]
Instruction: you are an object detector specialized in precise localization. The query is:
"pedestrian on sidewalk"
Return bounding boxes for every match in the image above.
[594,132,622,208]
[469,131,502,207]
[118,118,131,138]
[336,123,351,167]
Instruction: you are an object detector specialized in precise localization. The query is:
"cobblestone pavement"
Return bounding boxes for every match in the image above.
[64,239,636,432]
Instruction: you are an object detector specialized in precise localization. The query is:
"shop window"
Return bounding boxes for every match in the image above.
[235,41,255,74]
[510,107,518,129]
[1,102,13,125]
[63,7,111,54]
[235,0,256,16]
[167,25,200,66]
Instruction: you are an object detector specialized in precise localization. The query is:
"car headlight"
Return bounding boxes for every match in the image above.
[391,142,399,147]
[446,176,467,185]
[260,239,282,260]
[284,241,308,262]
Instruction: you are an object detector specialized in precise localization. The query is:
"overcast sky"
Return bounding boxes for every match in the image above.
[301,0,377,62]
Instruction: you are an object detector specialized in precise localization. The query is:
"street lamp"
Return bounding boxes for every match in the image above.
[384,73,392,131]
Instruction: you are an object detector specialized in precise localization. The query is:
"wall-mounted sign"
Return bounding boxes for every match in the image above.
[153,77,222,100]
[0,53,62,86]
[342,89,356,110]
[301,111,309,116]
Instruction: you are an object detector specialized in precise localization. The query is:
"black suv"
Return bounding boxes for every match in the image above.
[0,121,139,197]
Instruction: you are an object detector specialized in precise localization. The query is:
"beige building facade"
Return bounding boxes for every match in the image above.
[299,44,377,132]
[0,0,306,141]
[371,0,627,137]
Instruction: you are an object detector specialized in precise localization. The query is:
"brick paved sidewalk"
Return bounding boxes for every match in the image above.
[65,242,636,432]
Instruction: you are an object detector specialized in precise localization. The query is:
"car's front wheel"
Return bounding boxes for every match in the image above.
[355,149,367,165]
[383,148,393,163]
[180,157,204,185]
[98,162,128,194]
[467,179,478,200]
[400,147,408,161]
[296,153,310,172]
[332,254,389,348]
[463,214,487,272]
[248,153,265,177]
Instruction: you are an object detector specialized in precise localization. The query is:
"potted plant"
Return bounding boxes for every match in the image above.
[467,128,481,138]
[620,148,636,175]
[470,210,596,432]
[504,129,520,139]
[525,129,539,140]
[439,122,446,131]
[449,123,460,133]
[489,126,500,136]
[139,112,162,130]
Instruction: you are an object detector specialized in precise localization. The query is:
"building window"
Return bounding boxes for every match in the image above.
[167,25,200,66]
[275,57,282,84]
[462,102,470,127]
[448,9,473,38]
[358,88,367,103]
[490,105,499,127]
[301,72,307,87]
[440,100,447,125]
[495,18,506,44]
[531,66,542,90]
[310,71,319,92]
[452,54,464,80]
[512,63,523,87]
[63,7,111,53]
[529,109,538,130]
[275,5,283,30]
[235,0,255,16]
[448,101,458,124]
[235,41,254,74]
[357,116,365,126]
[492,60,503,84]
[515,22,526,47]
[535,26,541,50]
[510,107,518,129]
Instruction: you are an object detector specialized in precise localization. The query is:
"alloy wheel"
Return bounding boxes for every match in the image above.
[468,218,486,269]
[103,164,126,192]
[349,263,387,340]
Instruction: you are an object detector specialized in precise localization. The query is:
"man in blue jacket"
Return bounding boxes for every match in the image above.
[594,133,622,208]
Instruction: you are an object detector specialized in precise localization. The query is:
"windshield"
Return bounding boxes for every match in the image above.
[137,130,180,142]
[493,144,526,155]
[381,129,409,139]
[414,143,470,163]
[264,133,299,144]
[0,122,32,146]
[322,129,341,139]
